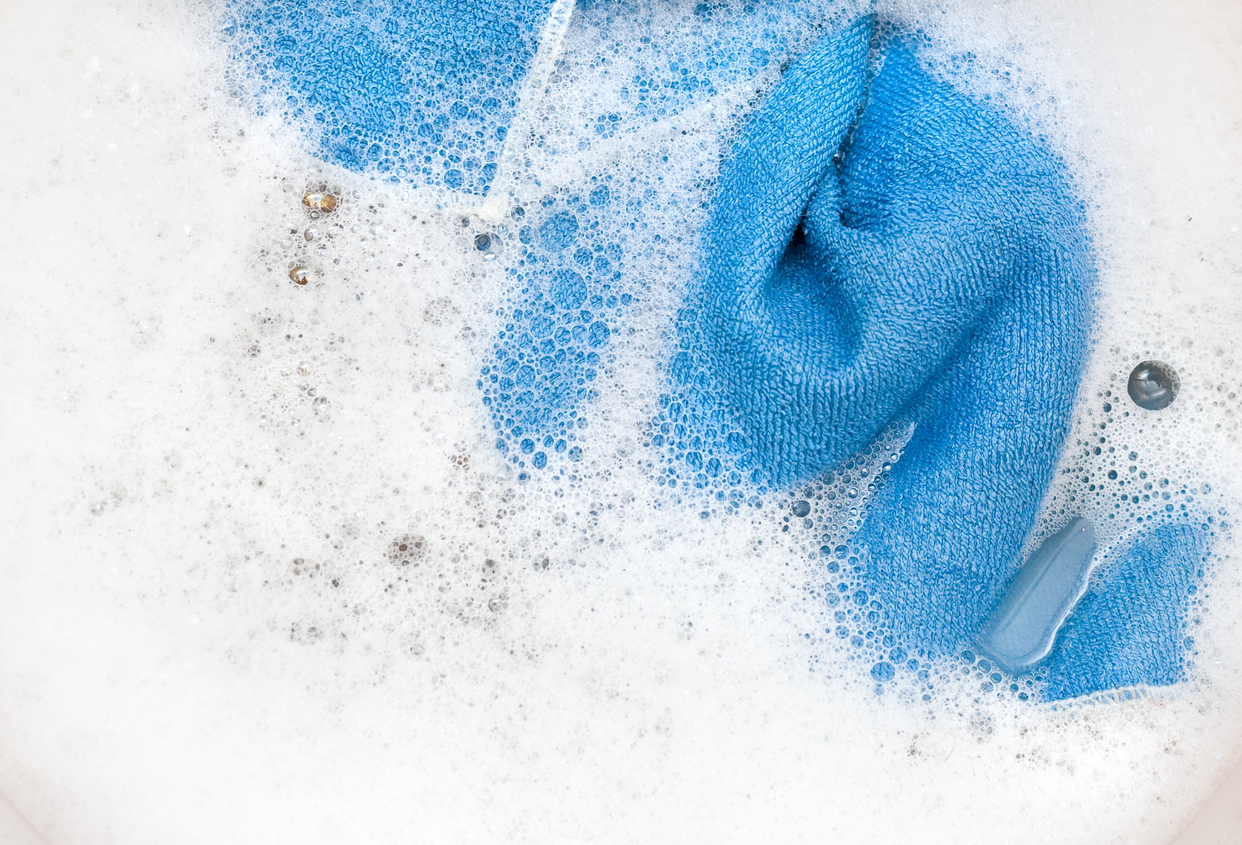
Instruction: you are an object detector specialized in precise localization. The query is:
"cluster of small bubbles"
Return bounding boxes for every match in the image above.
[478,185,631,476]
[238,437,569,665]
[644,379,750,497]
[230,309,354,435]
[269,537,516,653]
[811,641,1050,705]
[386,534,427,567]
[956,650,1047,701]
[1042,374,1227,534]
[259,177,407,291]
[423,297,461,327]
[563,0,868,145]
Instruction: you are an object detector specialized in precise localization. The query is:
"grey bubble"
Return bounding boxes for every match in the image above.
[386,533,427,567]
[1128,360,1179,410]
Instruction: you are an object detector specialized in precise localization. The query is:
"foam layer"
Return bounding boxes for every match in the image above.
[2,0,1241,843]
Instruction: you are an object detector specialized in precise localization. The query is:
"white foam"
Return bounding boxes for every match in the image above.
[2,0,1240,842]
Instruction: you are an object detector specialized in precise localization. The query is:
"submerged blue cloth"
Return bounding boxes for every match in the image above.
[673,18,1209,698]
[226,0,561,192]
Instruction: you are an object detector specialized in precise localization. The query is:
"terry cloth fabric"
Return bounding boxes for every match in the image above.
[225,0,567,194]
[672,17,1096,657]
[674,17,1207,699]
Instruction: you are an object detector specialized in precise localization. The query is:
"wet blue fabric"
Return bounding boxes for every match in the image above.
[1041,522,1207,699]
[225,0,561,192]
[676,18,1209,699]
[673,18,1097,661]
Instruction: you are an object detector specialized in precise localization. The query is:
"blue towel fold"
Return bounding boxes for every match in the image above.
[670,18,1096,658]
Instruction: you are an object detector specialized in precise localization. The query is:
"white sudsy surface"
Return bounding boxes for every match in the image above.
[1,1,1241,843]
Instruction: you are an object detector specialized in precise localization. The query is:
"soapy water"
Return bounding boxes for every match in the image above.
[3,0,1242,842]
[224,0,1217,701]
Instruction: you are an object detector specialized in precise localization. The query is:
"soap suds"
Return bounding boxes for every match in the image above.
[1,0,1241,843]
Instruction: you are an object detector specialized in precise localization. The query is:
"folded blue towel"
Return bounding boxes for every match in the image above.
[667,18,1097,660]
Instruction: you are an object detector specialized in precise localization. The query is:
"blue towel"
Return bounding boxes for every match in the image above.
[668,17,1097,651]
[230,4,1210,701]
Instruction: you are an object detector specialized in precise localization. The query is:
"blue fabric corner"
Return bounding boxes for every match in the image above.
[1041,522,1208,699]
[224,0,561,191]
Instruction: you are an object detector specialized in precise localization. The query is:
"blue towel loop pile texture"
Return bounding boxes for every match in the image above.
[675,18,1209,699]
[225,0,561,193]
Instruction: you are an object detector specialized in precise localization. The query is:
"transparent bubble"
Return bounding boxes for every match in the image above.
[288,266,313,286]
[1127,360,1179,410]
[791,499,811,518]
[870,661,895,682]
